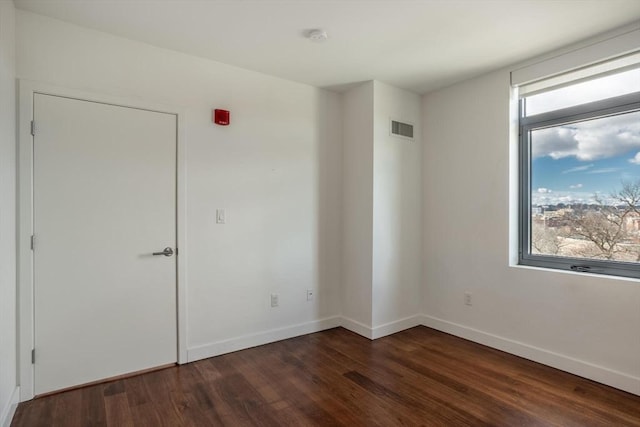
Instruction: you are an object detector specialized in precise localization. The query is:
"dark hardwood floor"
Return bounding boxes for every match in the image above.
[12,326,640,426]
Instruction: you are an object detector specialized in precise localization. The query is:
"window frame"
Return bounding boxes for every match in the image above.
[519,90,640,279]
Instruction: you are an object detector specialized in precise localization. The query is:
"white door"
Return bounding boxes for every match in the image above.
[33,93,177,395]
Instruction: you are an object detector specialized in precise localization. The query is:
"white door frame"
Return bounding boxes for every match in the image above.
[17,80,188,401]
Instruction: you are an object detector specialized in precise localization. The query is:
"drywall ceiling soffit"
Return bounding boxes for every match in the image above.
[13,0,640,94]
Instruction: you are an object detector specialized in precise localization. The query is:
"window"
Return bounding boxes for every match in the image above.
[519,58,640,278]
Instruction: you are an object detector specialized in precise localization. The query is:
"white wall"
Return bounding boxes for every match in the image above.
[16,10,343,362]
[422,67,640,394]
[0,0,18,425]
[372,81,422,328]
[341,82,374,331]
[341,81,423,337]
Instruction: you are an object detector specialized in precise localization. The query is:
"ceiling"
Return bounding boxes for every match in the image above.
[13,0,640,94]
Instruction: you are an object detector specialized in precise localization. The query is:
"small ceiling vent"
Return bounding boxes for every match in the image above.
[390,119,414,139]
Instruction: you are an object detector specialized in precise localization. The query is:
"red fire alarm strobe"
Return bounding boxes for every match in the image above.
[214,109,230,126]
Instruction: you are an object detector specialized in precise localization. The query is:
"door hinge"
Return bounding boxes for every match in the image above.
[30,121,35,136]
[31,349,35,364]
[30,235,35,250]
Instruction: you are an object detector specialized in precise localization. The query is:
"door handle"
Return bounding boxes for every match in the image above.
[153,247,174,257]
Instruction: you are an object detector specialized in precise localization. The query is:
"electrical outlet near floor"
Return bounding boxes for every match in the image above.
[306,289,314,301]
[216,208,226,224]
[464,291,472,306]
[270,293,279,307]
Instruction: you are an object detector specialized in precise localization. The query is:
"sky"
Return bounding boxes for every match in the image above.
[529,67,640,206]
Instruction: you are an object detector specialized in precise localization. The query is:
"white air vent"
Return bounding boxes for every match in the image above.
[390,119,414,139]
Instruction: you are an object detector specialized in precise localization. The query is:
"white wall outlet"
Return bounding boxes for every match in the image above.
[306,289,314,301]
[270,293,279,307]
[464,291,472,306]
[216,208,226,224]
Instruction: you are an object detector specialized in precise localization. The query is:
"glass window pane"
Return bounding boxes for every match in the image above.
[530,110,640,263]
[525,68,640,116]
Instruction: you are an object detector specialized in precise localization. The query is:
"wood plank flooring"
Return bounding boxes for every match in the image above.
[12,326,640,426]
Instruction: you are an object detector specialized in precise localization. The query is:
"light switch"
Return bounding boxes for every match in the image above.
[216,209,226,224]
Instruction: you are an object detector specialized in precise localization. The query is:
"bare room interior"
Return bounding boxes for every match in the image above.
[1,0,640,425]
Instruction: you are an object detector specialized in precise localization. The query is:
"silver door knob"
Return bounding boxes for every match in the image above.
[153,247,174,257]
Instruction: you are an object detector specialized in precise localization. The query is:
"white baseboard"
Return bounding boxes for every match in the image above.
[186,312,639,396]
[420,314,640,396]
[1,386,20,427]
[187,316,342,362]
[371,315,423,339]
[324,315,423,340]
[340,317,373,339]
[188,314,423,362]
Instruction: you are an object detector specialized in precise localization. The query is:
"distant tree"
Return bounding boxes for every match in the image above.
[569,202,625,259]
[616,180,640,261]
[567,180,640,260]
[616,180,640,215]
[531,225,566,255]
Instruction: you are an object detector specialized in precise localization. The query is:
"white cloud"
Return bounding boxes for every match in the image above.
[587,168,620,174]
[537,188,552,193]
[629,152,640,165]
[569,183,583,189]
[532,126,579,159]
[532,111,640,161]
[562,164,593,174]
